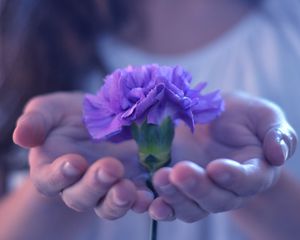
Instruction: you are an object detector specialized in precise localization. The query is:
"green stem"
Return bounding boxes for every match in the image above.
[147,174,158,240]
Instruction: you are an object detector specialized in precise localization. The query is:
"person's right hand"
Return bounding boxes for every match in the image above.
[13,92,154,220]
[14,91,297,223]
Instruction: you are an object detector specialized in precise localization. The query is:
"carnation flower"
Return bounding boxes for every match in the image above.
[83,64,224,141]
[83,64,224,240]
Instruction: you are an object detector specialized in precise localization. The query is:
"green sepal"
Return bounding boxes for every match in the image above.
[131,117,175,172]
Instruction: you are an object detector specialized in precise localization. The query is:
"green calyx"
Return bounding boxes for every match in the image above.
[131,117,175,173]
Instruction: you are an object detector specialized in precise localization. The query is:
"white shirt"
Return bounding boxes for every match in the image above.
[99,0,300,177]
[94,0,300,239]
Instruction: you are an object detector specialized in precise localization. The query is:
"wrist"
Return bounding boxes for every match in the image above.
[1,178,96,240]
[8,177,69,212]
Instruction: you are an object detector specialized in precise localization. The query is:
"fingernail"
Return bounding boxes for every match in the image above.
[150,206,173,220]
[113,191,129,206]
[62,162,81,177]
[280,139,289,160]
[97,169,116,183]
[215,172,232,185]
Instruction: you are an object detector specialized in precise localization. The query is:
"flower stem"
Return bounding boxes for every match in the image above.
[147,174,158,240]
[149,218,158,240]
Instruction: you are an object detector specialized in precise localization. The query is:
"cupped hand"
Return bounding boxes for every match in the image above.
[148,92,297,222]
[13,92,297,222]
[13,92,153,220]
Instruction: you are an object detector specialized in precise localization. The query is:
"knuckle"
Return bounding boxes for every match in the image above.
[24,96,44,110]
[24,93,63,115]
[34,183,49,196]
[30,169,56,196]
[47,174,60,187]
[32,179,54,197]
[46,172,67,192]
[24,95,54,114]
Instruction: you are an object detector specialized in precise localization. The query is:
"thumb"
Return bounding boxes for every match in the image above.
[13,110,50,148]
[263,123,298,166]
[251,99,298,166]
[13,92,83,148]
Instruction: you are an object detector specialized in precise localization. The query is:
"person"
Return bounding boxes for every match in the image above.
[0,0,299,240]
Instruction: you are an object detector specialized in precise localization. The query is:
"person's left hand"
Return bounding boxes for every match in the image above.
[13,92,297,223]
[148,92,298,222]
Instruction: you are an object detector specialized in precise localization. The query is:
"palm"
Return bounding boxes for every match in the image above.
[16,92,294,222]
[31,93,264,186]
[172,94,263,167]
[28,94,147,183]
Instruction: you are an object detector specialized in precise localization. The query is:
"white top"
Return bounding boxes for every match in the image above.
[99,0,300,178]
[94,0,300,239]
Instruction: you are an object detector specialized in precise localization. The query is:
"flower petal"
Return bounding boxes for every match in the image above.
[82,64,224,141]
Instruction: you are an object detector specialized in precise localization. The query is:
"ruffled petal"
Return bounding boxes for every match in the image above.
[83,64,224,141]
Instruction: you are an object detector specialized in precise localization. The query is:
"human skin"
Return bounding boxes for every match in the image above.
[1,1,300,239]
[0,90,296,240]
[232,171,300,240]
[12,92,296,223]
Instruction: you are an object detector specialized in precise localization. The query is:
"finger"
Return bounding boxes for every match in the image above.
[207,158,280,197]
[13,93,83,148]
[61,157,124,212]
[263,123,298,166]
[29,153,88,196]
[132,190,154,213]
[13,111,49,148]
[170,161,243,213]
[152,168,208,222]
[247,99,298,166]
[149,198,175,221]
[94,179,136,220]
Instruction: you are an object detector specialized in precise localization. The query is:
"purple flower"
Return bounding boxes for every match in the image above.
[83,64,224,141]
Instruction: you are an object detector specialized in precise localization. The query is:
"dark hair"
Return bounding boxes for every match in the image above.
[0,0,130,144]
[0,0,133,179]
[0,0,262,172]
